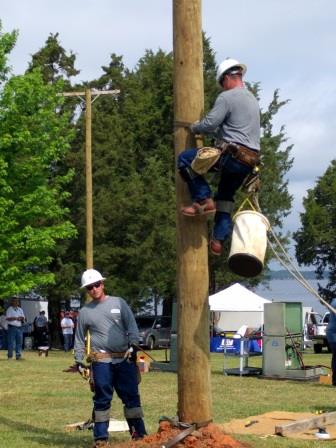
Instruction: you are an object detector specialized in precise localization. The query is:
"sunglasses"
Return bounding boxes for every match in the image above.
[86,281,102,291]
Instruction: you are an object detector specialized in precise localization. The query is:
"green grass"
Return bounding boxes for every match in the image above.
[0,348,334,447]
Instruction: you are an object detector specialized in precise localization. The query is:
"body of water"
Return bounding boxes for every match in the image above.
[254,278,328,316]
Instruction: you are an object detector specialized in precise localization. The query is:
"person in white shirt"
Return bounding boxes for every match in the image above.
[6,297,25,360]
[61,312,74,352]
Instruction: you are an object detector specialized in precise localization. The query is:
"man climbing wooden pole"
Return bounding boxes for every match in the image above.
[173,0,212,423]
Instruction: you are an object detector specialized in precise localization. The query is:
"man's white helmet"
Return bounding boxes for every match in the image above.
[81,269,106,288]
[216,58,247,85]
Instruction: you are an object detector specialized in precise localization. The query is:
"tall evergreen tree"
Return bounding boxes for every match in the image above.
[73,51,177,311]
[294,160,336,301]
[26,32,79,84]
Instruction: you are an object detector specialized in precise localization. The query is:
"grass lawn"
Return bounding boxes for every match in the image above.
[0,348,334,447]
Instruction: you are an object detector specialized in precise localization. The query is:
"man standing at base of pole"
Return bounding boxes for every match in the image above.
[74,268,146,448]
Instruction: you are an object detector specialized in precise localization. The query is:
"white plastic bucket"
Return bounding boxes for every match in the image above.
[228,210,270,277]
[24,336,33,350]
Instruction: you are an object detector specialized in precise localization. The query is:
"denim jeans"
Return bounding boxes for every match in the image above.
[63,334,73,352]
[329,341,336,385]
[0,329,8,349]
[92,359,145,441]
[178,148,251,240]
[7,325,23,359]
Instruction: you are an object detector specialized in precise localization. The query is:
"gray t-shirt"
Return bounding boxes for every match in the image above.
[74,295,139,363]
[192,87,260,150]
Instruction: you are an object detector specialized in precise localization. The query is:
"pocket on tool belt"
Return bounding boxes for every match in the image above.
[191,146,222,175]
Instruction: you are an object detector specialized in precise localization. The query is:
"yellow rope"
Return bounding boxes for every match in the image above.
[234,195,258,219]
[86,331,91,357]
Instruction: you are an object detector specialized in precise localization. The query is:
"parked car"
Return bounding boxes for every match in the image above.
[308,311,331,353]
[303,311,321,349]
[135,315,172,350]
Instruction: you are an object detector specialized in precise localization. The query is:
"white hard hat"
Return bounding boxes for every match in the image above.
[216,58,247,85]
[81,269,106,288]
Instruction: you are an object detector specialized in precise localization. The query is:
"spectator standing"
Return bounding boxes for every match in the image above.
[0,312,9,349]
[33,310,49,347]
[6,297,25,360]
[61,312,74,352]
[326,299,336,386]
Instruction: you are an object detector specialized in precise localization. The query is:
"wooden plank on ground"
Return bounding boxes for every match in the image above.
[65,418,128,432]
[275,412,336,436]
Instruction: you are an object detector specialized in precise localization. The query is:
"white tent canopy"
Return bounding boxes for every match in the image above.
[209,283,271,332]
[209,283,271,311]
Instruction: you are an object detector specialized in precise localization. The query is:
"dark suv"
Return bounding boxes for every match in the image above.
[135,315,172,350]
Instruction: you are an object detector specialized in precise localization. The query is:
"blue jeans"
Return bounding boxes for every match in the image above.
[0,329,8,349]
[92,359,145,441]
[7,325,23,359]
[178,148,251,240]
[329,341,336,385]
[63,334,73,352]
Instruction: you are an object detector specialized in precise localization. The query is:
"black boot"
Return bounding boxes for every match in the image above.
[126,418,147,439]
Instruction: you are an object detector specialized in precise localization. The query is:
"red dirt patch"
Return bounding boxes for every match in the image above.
[112,421,249,448]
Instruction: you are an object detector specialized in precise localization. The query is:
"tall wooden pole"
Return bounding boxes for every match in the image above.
[85,89,93,270]
[173,0,212,423]
[61,89,119,299]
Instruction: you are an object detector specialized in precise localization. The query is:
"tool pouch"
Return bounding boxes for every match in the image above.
[191,146,222,175]
[225,143,260,168]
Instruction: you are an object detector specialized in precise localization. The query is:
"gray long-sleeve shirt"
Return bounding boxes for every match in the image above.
[191,87,260,151]
[74,295,139,363]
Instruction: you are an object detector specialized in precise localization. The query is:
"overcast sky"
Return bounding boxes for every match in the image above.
[1,0,335,261]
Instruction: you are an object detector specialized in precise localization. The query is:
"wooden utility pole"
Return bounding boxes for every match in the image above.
[62,89,119,272]
[85,89,93,269]
[173,0,212,423]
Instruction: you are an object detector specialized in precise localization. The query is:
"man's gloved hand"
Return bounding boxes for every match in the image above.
[189,120,200,134]
[125,344,138,363]
[76,362,91,380]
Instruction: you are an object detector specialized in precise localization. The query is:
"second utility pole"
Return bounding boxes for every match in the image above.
[63,89,119,272]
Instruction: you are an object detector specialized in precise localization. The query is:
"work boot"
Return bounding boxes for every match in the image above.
[92,440,111,448]
[127,417,147,440]
[181,198,215,217]
[210,239,222,256]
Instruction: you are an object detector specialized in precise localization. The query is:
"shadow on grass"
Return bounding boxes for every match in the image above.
[0,415,90,447]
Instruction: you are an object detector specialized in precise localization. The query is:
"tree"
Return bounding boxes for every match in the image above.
[0,31,76,297]
[294,160,336,301]
[26,32,79,84]
[0,22,17,84]
[25,33,84,304]
[71,51,177,311]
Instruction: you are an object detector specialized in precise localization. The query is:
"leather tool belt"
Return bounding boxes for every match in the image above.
[88,351,126,362]
[216,140,260,168]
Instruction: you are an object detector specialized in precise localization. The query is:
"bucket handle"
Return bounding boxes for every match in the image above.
[234,197,257,219]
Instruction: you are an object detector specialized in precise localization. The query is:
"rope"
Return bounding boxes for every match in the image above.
[237,194,336,315]
[174,120,192,129]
